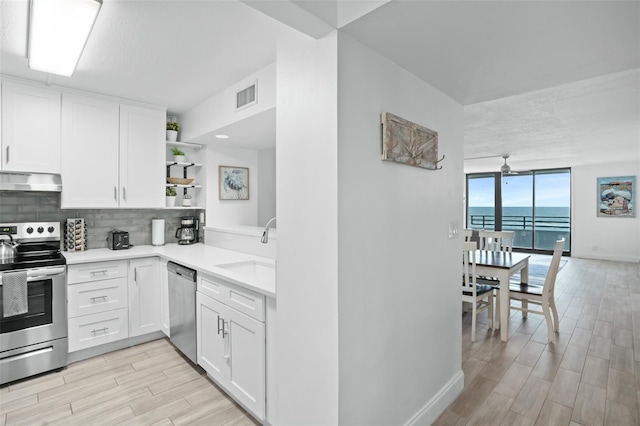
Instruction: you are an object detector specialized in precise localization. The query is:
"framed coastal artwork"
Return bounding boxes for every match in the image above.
[219,166,249,200]
[597,176,635,217]
[381,112,445,170]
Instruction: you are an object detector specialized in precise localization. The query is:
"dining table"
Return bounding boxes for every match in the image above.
[475,250,531,342]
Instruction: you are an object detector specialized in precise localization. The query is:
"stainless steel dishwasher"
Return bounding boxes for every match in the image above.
[167,261,197,363]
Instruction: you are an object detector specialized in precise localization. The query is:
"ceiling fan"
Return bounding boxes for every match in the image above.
[500,155,519,175]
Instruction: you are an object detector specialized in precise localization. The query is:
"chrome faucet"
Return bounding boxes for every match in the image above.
[261,217,276,244]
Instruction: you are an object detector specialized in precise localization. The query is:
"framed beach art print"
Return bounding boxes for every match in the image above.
[597,176,635,217]
[219,166,249,200]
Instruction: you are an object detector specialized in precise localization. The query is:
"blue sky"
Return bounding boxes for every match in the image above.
[469,172,570,207]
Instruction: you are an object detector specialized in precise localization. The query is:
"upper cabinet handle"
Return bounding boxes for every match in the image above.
[114,186,118,202]
[5,146,10,163]
[122,187,126,201]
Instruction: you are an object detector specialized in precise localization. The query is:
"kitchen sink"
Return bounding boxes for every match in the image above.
[215,260,275,284]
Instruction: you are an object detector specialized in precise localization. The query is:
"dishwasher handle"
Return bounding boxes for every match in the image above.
[167,261,197,282]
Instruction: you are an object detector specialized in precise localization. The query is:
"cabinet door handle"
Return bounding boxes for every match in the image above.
[90,270,108,276]
[91,327,109,334]
[217,315,223,335]
[5,146,9,163]
[134,268,137,283]
[122,186,126,201]
[223,320,230,360]
[90,295,108,302]
[114,186,118,202]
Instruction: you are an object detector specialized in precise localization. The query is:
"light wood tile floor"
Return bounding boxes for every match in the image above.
[435,255,640,426]
[0,338,259,426]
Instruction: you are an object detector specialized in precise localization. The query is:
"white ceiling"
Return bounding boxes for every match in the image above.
[1,1,638,163]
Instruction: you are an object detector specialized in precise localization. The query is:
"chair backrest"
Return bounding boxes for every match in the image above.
[478,230,515,252]
[462,229,473,241]
[462,241,477,295]
[542,238,566,300]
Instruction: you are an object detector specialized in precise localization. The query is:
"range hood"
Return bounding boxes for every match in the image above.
[0,172,62,192]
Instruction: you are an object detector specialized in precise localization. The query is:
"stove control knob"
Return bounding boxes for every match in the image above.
[37,226,44,233]
[26,227,34,234]
[48,226,55,233]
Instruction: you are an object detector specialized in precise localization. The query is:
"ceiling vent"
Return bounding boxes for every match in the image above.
[236,80,257,111]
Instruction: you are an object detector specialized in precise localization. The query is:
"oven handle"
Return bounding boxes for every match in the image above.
[26,267,66,281]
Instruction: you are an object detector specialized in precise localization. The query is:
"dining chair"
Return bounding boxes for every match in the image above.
[478,230,515,252]
[497,238,565,343]
[462,241,494,342]
[476,230,515,288]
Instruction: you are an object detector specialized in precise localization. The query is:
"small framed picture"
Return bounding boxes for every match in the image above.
[597,176,635,217]
[219,166,249,200]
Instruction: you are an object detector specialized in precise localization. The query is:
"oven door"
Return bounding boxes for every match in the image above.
[0,266,67,351]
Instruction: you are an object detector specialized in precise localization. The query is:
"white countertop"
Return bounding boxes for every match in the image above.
[63,244,276,298]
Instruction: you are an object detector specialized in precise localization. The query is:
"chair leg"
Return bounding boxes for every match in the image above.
[542,301,554,343]
[471,301,477,343]
[550,298,560,332]
[488,294,493,330]
[494,291,500,329]
[522,299,528,318]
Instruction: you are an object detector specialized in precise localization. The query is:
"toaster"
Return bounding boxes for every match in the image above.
[107,230,130,250]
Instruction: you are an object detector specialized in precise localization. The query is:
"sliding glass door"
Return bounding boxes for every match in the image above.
[466,168,571,254]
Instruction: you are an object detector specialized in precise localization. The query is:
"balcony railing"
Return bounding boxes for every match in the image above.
[468,214,570,251]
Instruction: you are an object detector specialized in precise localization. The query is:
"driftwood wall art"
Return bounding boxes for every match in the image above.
[381,112,444,170]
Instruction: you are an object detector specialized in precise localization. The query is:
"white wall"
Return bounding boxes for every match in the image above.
[275,32,340,424]
[337,33,465,425]
[206,146,258,227]
[258,148,276,227]
[180,63,276,142]
[573,160,639,262]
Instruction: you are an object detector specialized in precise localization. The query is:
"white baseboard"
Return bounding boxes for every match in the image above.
[572,252,640,263]
[404,369,464,426]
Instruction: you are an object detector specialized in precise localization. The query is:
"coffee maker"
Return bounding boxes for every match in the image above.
[175,216,199,245]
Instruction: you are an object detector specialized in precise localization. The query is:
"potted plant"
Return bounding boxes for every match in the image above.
[182,193,192,207]
[166,186,177,207]
[166,121,180,141]
[171,146,185,162]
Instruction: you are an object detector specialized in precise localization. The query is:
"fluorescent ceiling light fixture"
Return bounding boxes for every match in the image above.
[215,134,229,139]
[28,0,102,77]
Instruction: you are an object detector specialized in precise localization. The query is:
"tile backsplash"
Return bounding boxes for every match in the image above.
[0,191,204,249]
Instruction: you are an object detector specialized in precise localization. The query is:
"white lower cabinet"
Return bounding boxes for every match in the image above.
[159,259,170,337]
[196,275,266,421]
[68,258,162,352]
[67,260,130,352]
[128,257,161,337]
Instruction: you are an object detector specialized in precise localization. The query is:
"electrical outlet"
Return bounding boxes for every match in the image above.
[448,220,459,239]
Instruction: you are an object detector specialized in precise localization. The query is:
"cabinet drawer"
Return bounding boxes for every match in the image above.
[198,274,225,303]
[67,260,128,284]
[225,283,264,322]
[67,277,128,318]
[68,308,129,352]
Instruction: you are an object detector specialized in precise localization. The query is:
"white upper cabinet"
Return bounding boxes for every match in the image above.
[61,93,164,208]
[1,81,61,173]
[120,105,164,208]
[61,94,120,208]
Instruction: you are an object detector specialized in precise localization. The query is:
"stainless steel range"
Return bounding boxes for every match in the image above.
[0,222,67,385]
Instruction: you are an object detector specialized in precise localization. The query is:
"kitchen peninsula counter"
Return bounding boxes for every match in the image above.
[63,243,276,298]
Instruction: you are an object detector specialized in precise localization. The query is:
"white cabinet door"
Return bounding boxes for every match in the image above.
[119,105,165,208]
[61,94,119,208]
[1,82,61,173]
[129,257,161,337]
[226,305,266,420]
[196,289,266,421]
[160,259,170,337]
[196,291,227,385]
